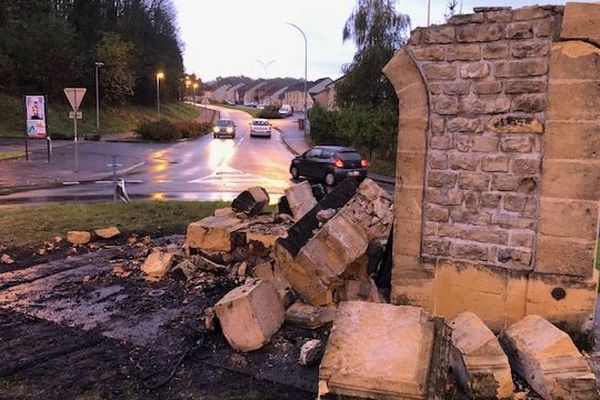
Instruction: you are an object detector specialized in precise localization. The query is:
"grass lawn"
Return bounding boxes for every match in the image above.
[0,201,228,248]
[0,151,25,161]
[0,94,200,139]
[216,103,261,118]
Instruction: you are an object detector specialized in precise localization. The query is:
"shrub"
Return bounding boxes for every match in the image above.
[257,105,282,119]
[136,119,181,142]
[176,121,212,139]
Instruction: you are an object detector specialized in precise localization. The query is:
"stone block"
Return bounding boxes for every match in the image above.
[459,96,511,114]
[398,116,428,150]
[432,96,459,114]
[560,2,600,47]
[540,160,600,201]
[535,235,597,277]
[512,158,541,174]
[511,93,546,112]
[460,62,490,79]
[483,42,509,59]
[449,153,479,171]
[505,79,546,94]
[533,19,553,37]
[488,116,543,134]
[473,81,502,94]
[495,60,547,78]
[467,226,509,245]
[482,156,509,172]
[214,278,284,352]
[423,63,456,80]
[472,136,499,152]
[430,135,454,150]
[548,81,600,121]
[511,40,550,58]
[67,231,91,245]
[482,193,502,209]
[485,9,513,22]
[492,214,535,230]
[423,238,452,256]
[510,231,534,248]
[412,45,446,61]
[447,117,483,133]
[539,198,599,240]
[397,151,426,185]
[141,250,174,280]
[285,301,336,329]
[187,216,251,252]
[425,204,450,222]
[456,23,504,42]
[501,136,532,152]
[430,81,471,96]
[507,21,533,39]
[513,6,548,21]
[447,44,481,61]
[395,187,424,221]
[213,207,235,217]
[318,302,442,400]
[449,312,513,399]
[423,26,455,44]
[503,194,527,212]
[429,152,448,170]
[94,227,120,239]
[425,188,464,206]
[428,171,457,188]
[448,13,484,25]
[550,42,600,81]
[284,181,317,221]
[496,247,532,266]
[545,121,600,160]
[231,186,269,216]
[501,315,599,400]
[452,242,489,261]
[464,192,480,209]
[458,172,490,190]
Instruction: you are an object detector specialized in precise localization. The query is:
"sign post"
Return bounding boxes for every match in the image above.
[63,88,86,172]
[24,95,50,162]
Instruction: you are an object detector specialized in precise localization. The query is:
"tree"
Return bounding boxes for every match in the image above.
[97,32,136,104]
[336,0,411,109]
[445,0,462,20]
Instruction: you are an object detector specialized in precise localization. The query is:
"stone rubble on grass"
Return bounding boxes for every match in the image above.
[94,227,121,239]
[500,315,600,400]
[284,180,317,221]
[231,186,270,216]
[67,230,91,245]
[449,312,513,399]
[141,250,174,280]
[284,301,337,329]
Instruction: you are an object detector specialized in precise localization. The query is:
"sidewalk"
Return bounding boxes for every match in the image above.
[272,114,396,186]
[0,139,159,194]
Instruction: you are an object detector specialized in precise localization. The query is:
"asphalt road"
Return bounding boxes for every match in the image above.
[1,107,296,204]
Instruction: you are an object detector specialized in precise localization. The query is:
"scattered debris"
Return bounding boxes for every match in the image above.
[1,253,15,264]
[204,307,215,330]
[299,339,324,366]
[449,312,513,399]
[285,181,317,221]
[170,260,197,280]
[111,263,132,278]
[94,226,121,239]
[141,250,174,280]
[231,186,270,216]
[215,278,284,352]
[67,230,91,245]
[315,208,336,223]
[187,215,252,252]
[501,315,599,400]
[285,302,336,329]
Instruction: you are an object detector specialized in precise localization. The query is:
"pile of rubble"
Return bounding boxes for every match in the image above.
[133,178,599,400]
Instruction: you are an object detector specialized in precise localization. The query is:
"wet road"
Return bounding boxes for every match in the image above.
[1,106,295,204]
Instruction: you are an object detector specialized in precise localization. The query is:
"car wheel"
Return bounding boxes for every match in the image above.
[213,134,217,139]
[290,166,300,180]
[324,172,335,187]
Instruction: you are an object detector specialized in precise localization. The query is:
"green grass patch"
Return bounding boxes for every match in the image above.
[0,200,228,248]
[216,103,261,118]
[0,151,25,161]
[0,94,200,139]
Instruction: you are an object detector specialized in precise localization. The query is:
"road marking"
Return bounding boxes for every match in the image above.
[62,181,80,186]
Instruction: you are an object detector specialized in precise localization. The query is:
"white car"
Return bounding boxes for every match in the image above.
[278,104,293,117]
[249,118,272,138]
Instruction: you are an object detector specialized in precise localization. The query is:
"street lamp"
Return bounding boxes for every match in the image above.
[192,82,198,104]
[94,61,104,132]
[156,72,164,117]
[257,59,275,105]
[287,23,308,115]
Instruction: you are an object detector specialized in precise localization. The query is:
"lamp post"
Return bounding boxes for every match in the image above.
[256,59,275,105]
[185,79,191,102]
[287,23,308,115]
[94,61,104,132]
[192,82,198,104]
[156,72,164,117]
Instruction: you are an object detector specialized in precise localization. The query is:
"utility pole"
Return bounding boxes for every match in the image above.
[287,23,308,118]
[94,61,104,132]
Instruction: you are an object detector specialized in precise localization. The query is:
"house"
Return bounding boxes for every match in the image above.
[282,78,332,112]
[226,83,245,104]
[243,81,266,105]
[310,77,342,111]
[267,85,288,107]
[206,84,230,103]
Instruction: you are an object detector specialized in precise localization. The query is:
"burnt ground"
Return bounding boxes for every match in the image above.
[0,235,324,400]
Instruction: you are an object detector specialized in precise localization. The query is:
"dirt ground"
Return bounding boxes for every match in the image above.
[0,235,323,400]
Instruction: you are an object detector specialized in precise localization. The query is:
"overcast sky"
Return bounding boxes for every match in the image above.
[174,0,592,83]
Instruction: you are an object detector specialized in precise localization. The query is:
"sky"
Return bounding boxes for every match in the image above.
[173,0,592,83]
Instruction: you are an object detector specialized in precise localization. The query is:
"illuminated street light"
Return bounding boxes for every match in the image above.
[156,72,164,117]
[192,82,199,104]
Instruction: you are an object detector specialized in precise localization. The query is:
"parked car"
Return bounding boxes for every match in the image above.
[289,145,368,186]
[249,118,272,138]
[213,119,236,139]
[278,104,293,117]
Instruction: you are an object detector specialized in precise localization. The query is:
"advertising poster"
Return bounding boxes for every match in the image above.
[25,95,47,139]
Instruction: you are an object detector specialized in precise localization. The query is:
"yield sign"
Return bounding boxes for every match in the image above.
[63,88,87,111]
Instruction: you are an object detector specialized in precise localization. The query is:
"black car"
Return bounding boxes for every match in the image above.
[289,146,368,186]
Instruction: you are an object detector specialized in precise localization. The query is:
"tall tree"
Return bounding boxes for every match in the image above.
[97,32,136,104]
[336,0,410,109]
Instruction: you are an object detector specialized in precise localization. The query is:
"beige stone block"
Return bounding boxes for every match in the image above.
[505,79,546,94]
[284,301,336,329]
[548,80,600,121]
[501,315,599,400]
[544,121,600,160]
[511,40,550,58]
[423,26,455,44]
[318,302,436,399]
[539,197,599,240]
[447,117,483,133]
[394,187,424,221]
[495,60,548,78]
[398,84,429,119]
[396,151,426,187]
[560,2,600,47]
[67,231,91,245]
[535,235,597,277]
[513,6,548,21]
[459,96,511,114]
[398,116,427,151]
[251,262,290,291]
[456,23,504,42]
[488,116,543,134]
[540,160,600,201]
[525,270,598,332]
[447,43,481,61]
[141,250,174,280]
[473,81,502,95]
[460,62,490,79]
[213,207,235,217]
[483,42,509,59]
[384,48,427,105]
[186,216,251,252]
[412,45,446,61]
[284,180,317,221]
[393,218,422,257]
[550,42,600,81]
[432,95,459,114]
[94,227,120,239]
[449,312,513,399]
[507,21,533,39]
[215,279,284,352]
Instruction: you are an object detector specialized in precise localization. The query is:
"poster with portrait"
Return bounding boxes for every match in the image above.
[25,95,47,139]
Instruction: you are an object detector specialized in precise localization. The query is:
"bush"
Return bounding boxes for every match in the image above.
[257,105,282,119]
[136,119,212,141]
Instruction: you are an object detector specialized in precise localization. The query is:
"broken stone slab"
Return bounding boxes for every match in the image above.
[213,207,235,217]
[285,180,317,221]
[170,260,197,280]
[338,279,384,303]
[284,301,336,329]
[231,186,270,216]
[186,215,252,252]
[67,231,91,245]
[501,315,599,400]
[94,227,120,239]
[319,301,449,400]
[1,254,14,264]
[141,250,174,280]
[449,312,513,399]
[316,208,336,223]
[251,262,290,291]
[214,278,284,352]
[190,255,229,274]
[299,339,324,366]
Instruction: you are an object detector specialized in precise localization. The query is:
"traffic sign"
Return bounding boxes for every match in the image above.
[63,88,87,111]
[69,111,83,120]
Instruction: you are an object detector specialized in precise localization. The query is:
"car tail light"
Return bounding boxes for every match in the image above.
[361,159,369,167]
[334,159,344,168]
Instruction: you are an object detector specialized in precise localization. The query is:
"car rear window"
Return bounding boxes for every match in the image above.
[252,120,269,126]
[336,151,361,161]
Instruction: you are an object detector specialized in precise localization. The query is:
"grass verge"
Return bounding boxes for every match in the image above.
[216,103,261,118]
[0,151,25,161]
[0,94,200,139]
[0,201,228,248]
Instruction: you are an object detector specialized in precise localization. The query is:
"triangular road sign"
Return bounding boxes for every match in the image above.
[63,88,87,111]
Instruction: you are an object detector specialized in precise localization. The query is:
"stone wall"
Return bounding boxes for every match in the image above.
[384,3,600,333]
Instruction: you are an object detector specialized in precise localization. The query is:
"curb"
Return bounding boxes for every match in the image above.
[274,127,300,156]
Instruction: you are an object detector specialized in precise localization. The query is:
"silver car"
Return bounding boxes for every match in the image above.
[249,118,272,138]
[213,119,236,139]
